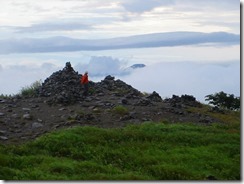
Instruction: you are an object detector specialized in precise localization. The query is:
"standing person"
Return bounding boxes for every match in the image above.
[81,71,89,96]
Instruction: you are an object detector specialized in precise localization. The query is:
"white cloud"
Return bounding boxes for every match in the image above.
[15,21,93,33]
[74,56,127,77]
[119,0,173,13]
[120,61,240,103]
[0,63,61,95]
[0,0,239,39]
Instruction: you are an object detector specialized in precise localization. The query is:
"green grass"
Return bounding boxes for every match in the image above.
[112,105,129,115]
[0,121,240,180]
[187,104,240,127]
[19,80,42,97]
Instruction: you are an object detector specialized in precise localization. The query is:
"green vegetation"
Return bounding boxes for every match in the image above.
[112,105,129,115]
[205,91,240,110]
[0,94,13,99]
[19,80,42,97]
[187,104,240,127]
[0,121,240,180]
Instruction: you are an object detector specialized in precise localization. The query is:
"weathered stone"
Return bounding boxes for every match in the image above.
[84,113,95,121]
[146,91,162,102]
[11,114,20,119]
[22,108,31,112]
[164,94,201,108]
[32,122,43,129]
[0,136,8,140]
[121,98,129,105]
[0,130,6,135]
[199,116,213,124]
[104,75,115,81]
[136,98,151,106]
[23,114,32,120]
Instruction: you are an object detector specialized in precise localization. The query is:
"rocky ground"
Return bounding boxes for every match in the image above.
[0,62,219,144]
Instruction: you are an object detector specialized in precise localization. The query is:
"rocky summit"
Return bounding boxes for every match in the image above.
[37,62,84,105]
[0,62,220,144]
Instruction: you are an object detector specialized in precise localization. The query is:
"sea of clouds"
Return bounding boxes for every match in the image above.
[0,56,239,103]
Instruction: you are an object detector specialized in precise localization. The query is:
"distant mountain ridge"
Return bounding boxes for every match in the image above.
[130,64,146,69]
[0,31,239,54]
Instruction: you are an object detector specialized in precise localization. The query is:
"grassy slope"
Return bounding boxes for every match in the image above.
[0,107,240,180]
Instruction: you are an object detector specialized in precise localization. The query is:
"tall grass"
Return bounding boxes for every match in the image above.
[0,121,240,180]
[19,80,42,97]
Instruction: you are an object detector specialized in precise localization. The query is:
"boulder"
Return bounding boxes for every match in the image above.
[146,91,162,102]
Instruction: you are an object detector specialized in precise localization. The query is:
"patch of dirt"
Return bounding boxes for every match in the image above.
[0,93,219,145]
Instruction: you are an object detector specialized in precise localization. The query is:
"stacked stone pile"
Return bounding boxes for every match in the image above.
[95,75,143,98]
[164,94,202,108]
[37,62,84,105]
[37,63,145,105]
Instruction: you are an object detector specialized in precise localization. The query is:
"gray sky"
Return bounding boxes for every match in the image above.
[0,0,241,102]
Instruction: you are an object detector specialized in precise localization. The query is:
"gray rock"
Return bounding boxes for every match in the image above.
[0,136,8,140]
[0,130,6,135]
[199,116,213,124]
[136,98,151,106]
[146,91,162,102]
[22,108,31,112]
[121,98,129,105]
[11,114,20,119]
[23,114,32,120]
[0,99,5,103]
[32,122,43,129]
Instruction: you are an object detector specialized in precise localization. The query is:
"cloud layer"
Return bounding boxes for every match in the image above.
[0,59,240,104]
[0,0,239,40]
[120,61,240,102]
[0,31,239,54]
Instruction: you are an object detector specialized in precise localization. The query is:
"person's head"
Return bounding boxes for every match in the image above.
[85,71,88,75]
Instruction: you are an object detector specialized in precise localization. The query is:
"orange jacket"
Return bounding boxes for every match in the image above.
[81,74,88,84]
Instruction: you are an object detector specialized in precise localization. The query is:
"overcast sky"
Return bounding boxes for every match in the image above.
[0,0,241,103]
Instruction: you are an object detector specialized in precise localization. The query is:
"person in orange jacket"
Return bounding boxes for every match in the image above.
[81,71,89,96]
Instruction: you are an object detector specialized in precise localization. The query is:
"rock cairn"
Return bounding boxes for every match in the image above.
[37,63,144,105]
[36,62,202,109]
[95,75,143,98]
[164,94,202,108]
[38,62,84,105]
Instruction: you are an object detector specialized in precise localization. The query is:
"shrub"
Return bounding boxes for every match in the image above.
[112,105,129,115]
[0,94,13,99]
[20,80,42,97]
[205,91,240,111]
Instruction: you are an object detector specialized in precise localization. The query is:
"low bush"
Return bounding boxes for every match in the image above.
[112,105,129,115]
[19,80,42,97]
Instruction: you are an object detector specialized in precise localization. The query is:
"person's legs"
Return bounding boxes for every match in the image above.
[83,83,88,96]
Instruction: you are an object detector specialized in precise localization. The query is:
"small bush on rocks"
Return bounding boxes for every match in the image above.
[20,80,42,97]
[112,105,129,116]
